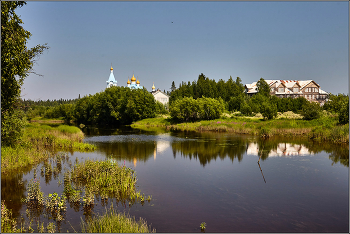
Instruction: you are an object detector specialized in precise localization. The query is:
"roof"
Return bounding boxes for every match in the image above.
[151,90,169,97]
[245,79,326,94]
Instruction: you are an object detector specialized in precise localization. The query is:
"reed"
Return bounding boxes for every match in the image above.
[64,159,151,205]
[80,205,155,233]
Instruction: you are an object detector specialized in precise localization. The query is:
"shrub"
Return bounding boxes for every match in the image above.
[260,102,277,120]
[338,98,349,125]
[240,101,252,116]
[302,101,321,120]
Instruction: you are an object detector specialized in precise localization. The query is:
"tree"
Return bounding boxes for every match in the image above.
[260,102,277,120]
[1,1,49,146]
[256,78,270,97]
[301,101,321,120]
[170,81,176,92]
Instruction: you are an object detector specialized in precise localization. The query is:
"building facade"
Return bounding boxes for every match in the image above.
[151,83,169,106]
[245,80,328,104]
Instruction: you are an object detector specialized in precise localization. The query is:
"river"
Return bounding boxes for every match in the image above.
[1,126,349,232]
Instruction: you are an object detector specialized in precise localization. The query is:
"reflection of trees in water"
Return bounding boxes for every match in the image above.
[171,136,248,166]
[1,173,26,220]
[94,141,156,164]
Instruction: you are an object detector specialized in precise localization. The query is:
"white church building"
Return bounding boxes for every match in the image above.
[105,65,169,105]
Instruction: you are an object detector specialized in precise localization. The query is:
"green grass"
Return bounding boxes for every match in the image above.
[64,159,151,205]
[1,124,96,174]
[132,113,348,143]
[80,206,155,233]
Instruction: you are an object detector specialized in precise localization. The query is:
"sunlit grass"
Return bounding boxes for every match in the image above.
[64,159,151,205]
[80,206,155,233]
[132,112,348,143]
[1,124,96,173]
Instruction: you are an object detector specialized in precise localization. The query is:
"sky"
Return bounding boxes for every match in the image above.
[16,1,349,101]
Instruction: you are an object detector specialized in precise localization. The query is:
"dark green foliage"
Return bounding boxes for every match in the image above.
[256,78,270,97]
[1,1,48,146]
[301,101,322,120]
[155,101,168,114]
[1,109,27,147]
[240,101,252,116]
[323,94,349,125]
[170,97,225,121]
[338,97,349,125]
[260,102,278,120]
[73,86,157,125]
[169,73,245,105]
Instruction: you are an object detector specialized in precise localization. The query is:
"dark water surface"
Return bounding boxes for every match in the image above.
[2,126,349,232]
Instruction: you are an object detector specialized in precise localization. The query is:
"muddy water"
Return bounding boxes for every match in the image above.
[1,126,349,232]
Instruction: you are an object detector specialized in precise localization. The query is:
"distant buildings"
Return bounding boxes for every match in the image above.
[245,80,328,104]
[106,66,117,88]
[150,83,169,106]
[105,66,168,105]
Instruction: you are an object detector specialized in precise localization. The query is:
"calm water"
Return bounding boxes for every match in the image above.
[2,126,349,233]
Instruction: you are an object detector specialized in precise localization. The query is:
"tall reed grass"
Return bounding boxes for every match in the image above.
[64,159,151,206]
[80,205,155,233]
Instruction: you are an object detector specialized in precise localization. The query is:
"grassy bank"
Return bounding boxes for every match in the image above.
[131,113,349,144]
[1,123,96,174]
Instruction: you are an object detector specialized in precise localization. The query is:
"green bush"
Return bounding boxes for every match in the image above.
[170,97,225,122]
[338,97,349,125]
[260,102,277,120]
[1,109,27,147]
[301,101,322,120]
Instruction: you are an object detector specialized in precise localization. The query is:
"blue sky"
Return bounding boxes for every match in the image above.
[16,1,348,100]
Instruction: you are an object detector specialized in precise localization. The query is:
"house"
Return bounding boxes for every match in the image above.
[150,83,169,106]
[245,80,328,104]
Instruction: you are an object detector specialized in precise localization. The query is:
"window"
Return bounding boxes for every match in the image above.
[278,88,284,93]
[315,88,318,92]
[293,88,299,93]
[271,88,274,92]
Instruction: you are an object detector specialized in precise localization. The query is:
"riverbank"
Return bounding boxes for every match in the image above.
[131,114,349,144]
[1,123,96,174]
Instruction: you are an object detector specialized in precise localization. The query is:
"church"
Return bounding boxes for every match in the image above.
[105,65,169,105]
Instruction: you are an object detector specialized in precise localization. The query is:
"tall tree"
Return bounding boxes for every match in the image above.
[1,1,49,145]
[256,78,270,97]
[170,81,176,92]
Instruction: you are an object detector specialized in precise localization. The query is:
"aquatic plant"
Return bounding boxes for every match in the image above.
[45,192,67,221]
[24,178,44,204]
[65,159,150,205]
[80,205,155,233]
[1,201,17,233]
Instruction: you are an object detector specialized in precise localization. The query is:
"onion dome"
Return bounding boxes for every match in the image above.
[152,83,155,90]
[131,74,136,82]
[127,79,131,84]
[110,65,113,71]
[136,79,140,84]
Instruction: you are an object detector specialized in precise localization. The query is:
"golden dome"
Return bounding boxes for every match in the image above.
[110,66,113,71]
[136,79,140,84]
[152,83,155,89]
[127,79,131,84]
[131,74,136,82]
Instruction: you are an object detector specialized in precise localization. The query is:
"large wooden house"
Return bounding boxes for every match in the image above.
[245,80,328,104]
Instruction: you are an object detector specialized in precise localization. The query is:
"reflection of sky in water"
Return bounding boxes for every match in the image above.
[84,133,194,143]
[4,130,348,233]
